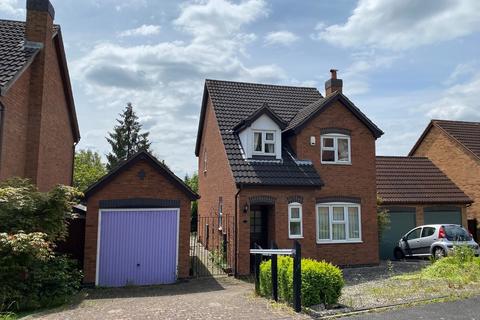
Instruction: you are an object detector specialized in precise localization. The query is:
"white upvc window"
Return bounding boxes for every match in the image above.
[316,203,361,243]
[253,130,275,155]
[288,202,303,239]
[321,134,351,164]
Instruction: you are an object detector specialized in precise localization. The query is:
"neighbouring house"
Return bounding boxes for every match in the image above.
[83,151,199,287]
[0,0,80,191]
[409,120,480,239]
[195,70,384,275]
[376,156,472,259]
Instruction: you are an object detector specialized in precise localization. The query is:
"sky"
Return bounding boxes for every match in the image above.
[2,0,480,177]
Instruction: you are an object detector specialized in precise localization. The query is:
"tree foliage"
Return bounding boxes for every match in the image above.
[0,178,82,242]
[377,195,390,241]
[106,103,151,171]
[73,149,107,191]
[184,173,198,231]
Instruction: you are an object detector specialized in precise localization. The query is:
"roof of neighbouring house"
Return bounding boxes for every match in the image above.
[84,150,199,200]
[376,156,472,205]
[195,79,383,187]
[409,119,480,161]
[0,19,80,142]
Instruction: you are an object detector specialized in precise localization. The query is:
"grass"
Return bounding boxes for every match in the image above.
[340,247,480,310]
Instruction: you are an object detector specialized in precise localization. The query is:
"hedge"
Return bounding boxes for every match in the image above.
[259,256,344,307]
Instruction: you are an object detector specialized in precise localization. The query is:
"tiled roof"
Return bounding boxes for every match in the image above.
[433,120,480,160]
[0,19,59,90]
[285,92,384,138]
[205,79,324,186]
[376,156,472,205]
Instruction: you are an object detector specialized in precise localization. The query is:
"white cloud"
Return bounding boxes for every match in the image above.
[0,0,24,18]
[118,24,161,37]
[315,0,480,50]
[424,69,480,121]
[264,31,299,46]
[73,0,285,176]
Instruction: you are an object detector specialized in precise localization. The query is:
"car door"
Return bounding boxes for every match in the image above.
[403,227,422,256]
[419,226,437,254]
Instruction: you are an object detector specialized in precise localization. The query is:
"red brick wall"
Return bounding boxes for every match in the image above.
[0,12,75,191]
[197,96,238,265]
[412,125,480,222]
[84,159,192,284]
[0,68,32,181]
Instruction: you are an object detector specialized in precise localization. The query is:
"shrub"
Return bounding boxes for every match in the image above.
[0,232,82,311]
[418,245,480,285]
[258,257,344,307]
[0,178,82,241]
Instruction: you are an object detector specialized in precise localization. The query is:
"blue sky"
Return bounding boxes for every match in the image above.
[2,0,480,177]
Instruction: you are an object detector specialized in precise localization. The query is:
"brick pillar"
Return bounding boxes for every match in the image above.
[415,206,424,226]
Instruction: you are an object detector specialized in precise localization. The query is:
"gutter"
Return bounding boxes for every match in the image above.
[234,185,242,277]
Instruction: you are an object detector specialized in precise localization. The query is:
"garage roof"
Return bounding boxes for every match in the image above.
[84,151,199,200]
[376,156,472,205]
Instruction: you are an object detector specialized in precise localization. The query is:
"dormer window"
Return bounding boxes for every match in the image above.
[321,133,351,164]
[253,131,275,155]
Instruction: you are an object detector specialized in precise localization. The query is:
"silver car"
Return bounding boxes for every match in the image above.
[393,224,480,260]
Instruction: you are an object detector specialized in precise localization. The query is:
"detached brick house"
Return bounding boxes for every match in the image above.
[409,120,480,238]
[195,71,384,275]
[0,0,80,191]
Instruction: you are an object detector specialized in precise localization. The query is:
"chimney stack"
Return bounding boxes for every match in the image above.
[25,0,55,46]
[325,69,343,96]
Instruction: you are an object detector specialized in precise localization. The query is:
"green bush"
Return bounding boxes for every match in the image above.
[258,257,344,307]
[419,245,480,285]
[0,232,82,311]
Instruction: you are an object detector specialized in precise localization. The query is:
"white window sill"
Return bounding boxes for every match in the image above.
[316,240,363,244]
[320,161,352,165]
[289,235,303,239]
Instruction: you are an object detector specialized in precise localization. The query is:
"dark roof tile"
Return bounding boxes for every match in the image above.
[376,156,472,205]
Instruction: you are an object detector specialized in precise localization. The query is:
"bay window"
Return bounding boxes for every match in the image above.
[321,134,351,164]
[316,203,361,243]
[288,202,303,238]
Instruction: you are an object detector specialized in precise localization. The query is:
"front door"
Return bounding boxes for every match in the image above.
[250,206,268,249]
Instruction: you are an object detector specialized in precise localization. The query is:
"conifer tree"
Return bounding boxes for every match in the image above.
[106,103,151,171]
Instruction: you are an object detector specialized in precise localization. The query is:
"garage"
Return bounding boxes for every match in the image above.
[379,208,416,260]
[97,209,179,287]
[377,156,472,260]
[424,207,462,225]
[83,151,199,287]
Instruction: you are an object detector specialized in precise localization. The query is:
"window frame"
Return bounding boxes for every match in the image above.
[316,202,362,244]
[288,202,303,239]
[320,133,351,165]
[252,130,276,156]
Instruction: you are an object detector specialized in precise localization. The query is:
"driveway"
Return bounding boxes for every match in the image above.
[340,295,480,320]
[28,277,307,320]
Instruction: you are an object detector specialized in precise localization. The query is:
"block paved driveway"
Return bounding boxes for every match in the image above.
[28,277,308,320]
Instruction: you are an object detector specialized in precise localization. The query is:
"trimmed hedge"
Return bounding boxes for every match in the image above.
[259,256,344,307]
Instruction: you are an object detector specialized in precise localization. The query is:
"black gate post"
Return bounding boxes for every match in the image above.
[223,232,228,267]
[293,240,302,313]
[271,241,278,301]
[254,244,262,294]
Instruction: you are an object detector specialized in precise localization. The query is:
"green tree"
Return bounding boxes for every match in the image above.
[73,150,107,191]
[106,102,151,171]
[377,195,390,241]
[184,172,198,231]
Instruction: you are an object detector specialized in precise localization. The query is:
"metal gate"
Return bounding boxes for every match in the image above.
[190,214,234,277]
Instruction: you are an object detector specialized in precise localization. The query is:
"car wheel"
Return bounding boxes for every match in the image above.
[433,247,446,259]
[394,248,405,260]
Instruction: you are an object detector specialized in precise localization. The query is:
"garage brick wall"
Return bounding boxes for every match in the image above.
[84,159,191,284]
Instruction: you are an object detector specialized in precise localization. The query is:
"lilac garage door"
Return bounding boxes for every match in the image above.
[97,209,179,287]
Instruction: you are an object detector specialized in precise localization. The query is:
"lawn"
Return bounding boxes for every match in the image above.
[340,249,480,311]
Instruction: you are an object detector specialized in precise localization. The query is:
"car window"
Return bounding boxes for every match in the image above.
[406,228,421,240]
[421,227,436,238]
[444,225,472,241]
